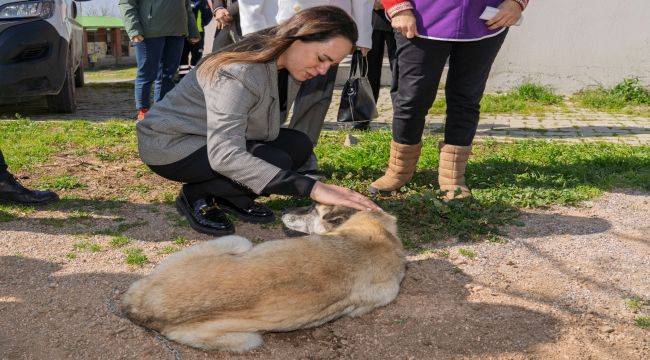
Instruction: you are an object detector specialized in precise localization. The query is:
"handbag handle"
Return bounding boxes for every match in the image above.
[348,50,368,79]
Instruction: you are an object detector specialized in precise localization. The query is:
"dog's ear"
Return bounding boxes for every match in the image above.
[321,206,357,229]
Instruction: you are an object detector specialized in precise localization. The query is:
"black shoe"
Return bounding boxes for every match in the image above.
[214,197,275,224]
[0,172,59,205]
[352,121,371,131]
[175,192,234,236]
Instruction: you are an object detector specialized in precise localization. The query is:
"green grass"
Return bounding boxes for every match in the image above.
[159,245,180,254]
[458,248,477,260]
[172,236,187,245]
[123,248,148,265]
[65,252,77,259]
[38,175,86,190]
[572,78,650,116]
[634,316,650,329]
[1,121,649,245]
[625,297,646,311]
[72,240,101,253]
[109,235,132,248]
[430,83,565,115]
[85,65,137,83]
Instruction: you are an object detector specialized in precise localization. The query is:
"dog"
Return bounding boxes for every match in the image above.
[120,204,405,352]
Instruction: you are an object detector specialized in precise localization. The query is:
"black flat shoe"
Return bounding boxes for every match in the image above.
[0,172,59,205]
[175,192,234,236]
[214,197,275,224]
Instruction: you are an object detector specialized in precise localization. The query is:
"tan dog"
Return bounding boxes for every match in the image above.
[120,205,405,352]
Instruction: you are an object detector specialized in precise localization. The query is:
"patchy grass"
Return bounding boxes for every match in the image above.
[65,252,77,259]
[38,175,86,190]
[430,83,565,115]
[159,245,180,255]
[625,297,646,311]
[2,121,649,245]
[85,65,136,83]
[72,240,101,253]
[572,78,650,116]
[634,316,650,329]
[123,248,148,265]
[172,236,187,245]
[109,235,132,248]
[458,248,477,260]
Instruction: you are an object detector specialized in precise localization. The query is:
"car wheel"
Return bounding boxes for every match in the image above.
[74,63,85,87]
[47,61,76,113]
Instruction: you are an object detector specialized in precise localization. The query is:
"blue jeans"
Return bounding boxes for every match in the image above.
[134,36,185,110]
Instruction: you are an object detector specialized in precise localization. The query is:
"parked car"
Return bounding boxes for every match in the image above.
[0,0,88,113]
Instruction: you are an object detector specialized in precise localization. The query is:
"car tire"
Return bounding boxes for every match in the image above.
[47,61,76,113]
[74,63,84,87]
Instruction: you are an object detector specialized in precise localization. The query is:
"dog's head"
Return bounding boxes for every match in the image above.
[281,204,397,238]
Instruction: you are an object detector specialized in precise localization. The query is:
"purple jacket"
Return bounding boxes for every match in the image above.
[412,0,505,40]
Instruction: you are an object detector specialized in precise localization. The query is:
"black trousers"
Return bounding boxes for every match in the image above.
[148,128,312,206]
[0,150,7,174]
[391,30,507,146]
[367,29,397,102]
[180,32,204,67]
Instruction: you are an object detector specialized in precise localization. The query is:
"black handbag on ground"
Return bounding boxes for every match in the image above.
[336,50,378,127]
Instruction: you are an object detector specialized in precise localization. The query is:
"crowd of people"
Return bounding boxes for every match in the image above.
[1,1,529,237]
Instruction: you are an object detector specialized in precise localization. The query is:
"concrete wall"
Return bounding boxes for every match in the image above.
[488,0,650,93]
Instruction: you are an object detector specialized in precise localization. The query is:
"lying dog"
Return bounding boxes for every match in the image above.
[120,204,405,352]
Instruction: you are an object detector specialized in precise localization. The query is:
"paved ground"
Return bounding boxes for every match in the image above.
[1,83,648,145]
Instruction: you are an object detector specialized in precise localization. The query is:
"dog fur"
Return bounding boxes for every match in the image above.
[120,205,405,352]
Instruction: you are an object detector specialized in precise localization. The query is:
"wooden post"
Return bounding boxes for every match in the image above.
[113,28,122,64]
[82,30,88,66]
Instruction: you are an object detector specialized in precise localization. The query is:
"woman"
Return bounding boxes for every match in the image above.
[137,6,380,236]
[119,0,201,120]
[369,0,528,201]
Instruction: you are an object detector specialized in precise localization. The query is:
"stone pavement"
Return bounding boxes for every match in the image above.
[323,89,650,145]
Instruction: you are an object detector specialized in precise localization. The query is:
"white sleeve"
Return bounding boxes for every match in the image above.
[351,0,374,49]
[238,0,272,35]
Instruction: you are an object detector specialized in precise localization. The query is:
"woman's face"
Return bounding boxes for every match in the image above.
[280,36,353,81]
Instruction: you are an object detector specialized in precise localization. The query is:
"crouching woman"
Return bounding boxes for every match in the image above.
[136,6,380,236]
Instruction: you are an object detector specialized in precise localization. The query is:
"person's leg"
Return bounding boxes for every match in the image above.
[367,30,386,102]
[154,36,185,103]
[370,34,451,193]
[190,32,205,66]
[0,149,58,204]
[445,31,507,146]
[438,31,508,201]
[134,37,165,111]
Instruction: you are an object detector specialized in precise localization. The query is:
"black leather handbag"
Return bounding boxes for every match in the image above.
[336,50,378,127]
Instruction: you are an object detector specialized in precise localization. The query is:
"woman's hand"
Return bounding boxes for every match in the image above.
[131,35,144,43]
[310,182,382,212]
[486,0,522,30]
[391,10,418,39]
[213,8,232,29]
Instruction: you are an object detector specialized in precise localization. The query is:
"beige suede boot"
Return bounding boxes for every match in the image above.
[438,142,472,201]
[369,141,422,194]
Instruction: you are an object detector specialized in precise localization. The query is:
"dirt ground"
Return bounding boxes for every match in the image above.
[1,188,648,359]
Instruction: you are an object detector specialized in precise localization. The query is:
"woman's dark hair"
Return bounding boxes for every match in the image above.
[197,6,358,81]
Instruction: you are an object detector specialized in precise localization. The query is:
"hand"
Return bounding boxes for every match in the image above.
[373,0,383,11]
[486,0,522,30]
[358,47,370,57]
[391,10,418,39]
[131,35,144,43]
[213,8,232,29]
[310,182,382,212]
[189,36,201,44]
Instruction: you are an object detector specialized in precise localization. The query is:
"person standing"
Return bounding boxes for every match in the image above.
[119,0,201,120]
[361,0,397,130]
[0,150,58,205]
[369,0,528,201]
[179,0,214,77]
[209,0,242,52]
[238,1,374,173]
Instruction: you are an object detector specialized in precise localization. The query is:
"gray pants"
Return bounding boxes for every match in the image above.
[285,65,338,146]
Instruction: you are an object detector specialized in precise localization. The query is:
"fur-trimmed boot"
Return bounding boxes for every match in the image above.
[438,142,472,201]
[368,141,422,194]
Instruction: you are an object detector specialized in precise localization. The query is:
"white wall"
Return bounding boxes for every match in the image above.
[488,0,650,93]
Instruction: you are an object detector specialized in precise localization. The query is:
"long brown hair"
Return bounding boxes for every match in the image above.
[197,6,358,82]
